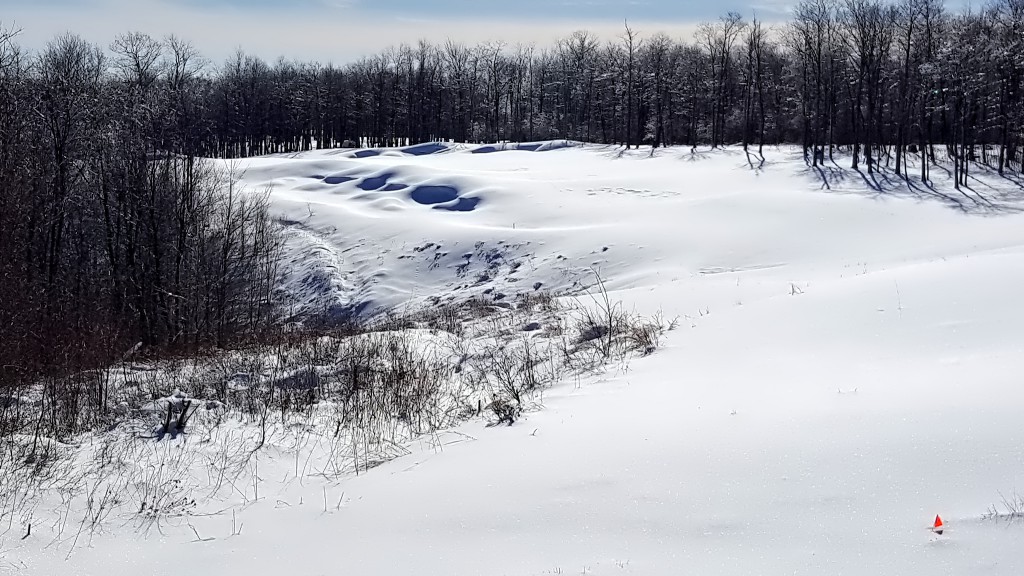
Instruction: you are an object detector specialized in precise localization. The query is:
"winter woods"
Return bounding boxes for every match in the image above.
[2,0,1024,434]
[6,0,1021,161]
[0,31,281,440]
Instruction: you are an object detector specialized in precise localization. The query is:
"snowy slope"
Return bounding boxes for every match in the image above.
[13,144,1024,575]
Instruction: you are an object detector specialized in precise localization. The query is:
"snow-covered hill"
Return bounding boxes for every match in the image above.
[13,143,1024,575]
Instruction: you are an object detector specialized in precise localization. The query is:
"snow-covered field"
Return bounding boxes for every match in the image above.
[10,143,1024,574]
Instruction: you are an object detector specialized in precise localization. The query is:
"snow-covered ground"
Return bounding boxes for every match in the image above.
[10,143,1024,574]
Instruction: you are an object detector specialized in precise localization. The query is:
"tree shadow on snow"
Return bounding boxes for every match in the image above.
[806,156,1024,216]
[744,149,766,171]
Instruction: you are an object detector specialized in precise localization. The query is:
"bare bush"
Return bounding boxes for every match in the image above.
[984,491,1024,523]
[516,291,557,314]
[625,311,677,356]
[415,303,464,336]
[574,269,626,358]
[0,278,670,548]
[487,398,521,426]
[570,270,673,361]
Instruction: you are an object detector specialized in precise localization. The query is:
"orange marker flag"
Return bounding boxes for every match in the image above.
[932,515,944,535]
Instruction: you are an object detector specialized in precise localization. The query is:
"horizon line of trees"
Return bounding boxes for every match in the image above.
[6,0,1024,171]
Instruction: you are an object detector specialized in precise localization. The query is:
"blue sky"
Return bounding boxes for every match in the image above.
[0,0,790,63]
[153,0,761,20]
[193,0,761,21]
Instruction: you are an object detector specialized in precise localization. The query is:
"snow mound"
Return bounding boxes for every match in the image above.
[472,140,578,153]
[347,141,454,158]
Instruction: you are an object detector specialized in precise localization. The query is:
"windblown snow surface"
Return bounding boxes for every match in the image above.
[15,143,1024,575]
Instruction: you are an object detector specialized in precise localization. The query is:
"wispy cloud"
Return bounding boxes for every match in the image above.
[0,0,786,63]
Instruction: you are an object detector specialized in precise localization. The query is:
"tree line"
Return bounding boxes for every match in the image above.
[2,0,1023,432]
[8,0,1019,169]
